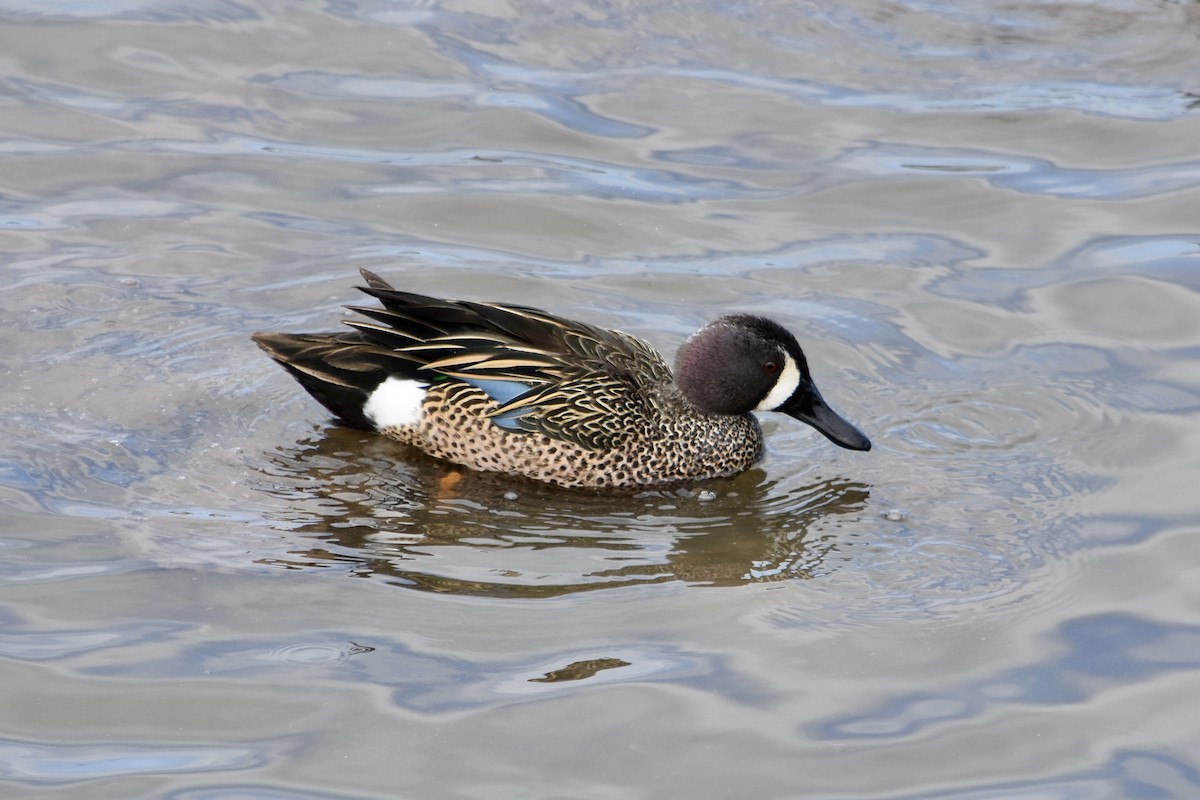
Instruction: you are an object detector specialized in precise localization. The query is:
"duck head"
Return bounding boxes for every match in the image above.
[675,314,871,451]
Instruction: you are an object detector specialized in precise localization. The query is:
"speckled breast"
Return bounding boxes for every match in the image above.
[377,382,764,489]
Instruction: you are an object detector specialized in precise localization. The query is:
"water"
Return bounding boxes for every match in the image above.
[3,1,1200,797]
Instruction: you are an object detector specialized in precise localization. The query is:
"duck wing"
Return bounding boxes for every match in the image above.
[345,269,674,450]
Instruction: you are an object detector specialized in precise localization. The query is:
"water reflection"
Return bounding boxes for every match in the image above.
[251,426,870,597]
[529,658,631,683]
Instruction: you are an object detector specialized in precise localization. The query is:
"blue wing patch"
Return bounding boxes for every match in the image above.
[459,377,537,433]
[490,407,533,432]
[460,379,528,407]
[461,377,530,404]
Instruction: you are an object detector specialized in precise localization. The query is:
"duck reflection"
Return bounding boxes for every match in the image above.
[251,426,870,598]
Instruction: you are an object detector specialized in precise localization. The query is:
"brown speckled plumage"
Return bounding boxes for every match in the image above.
[386,380,763,488]
[253,268,870,489]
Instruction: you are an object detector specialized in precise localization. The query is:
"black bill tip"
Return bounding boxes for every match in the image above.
[780,387,871,452]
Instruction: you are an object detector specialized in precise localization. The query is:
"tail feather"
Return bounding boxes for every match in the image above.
[253,268,667,452]
[252,331,407,429]
[356,269,557,345]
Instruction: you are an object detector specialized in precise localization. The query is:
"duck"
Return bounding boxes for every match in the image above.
[252,269,870,489]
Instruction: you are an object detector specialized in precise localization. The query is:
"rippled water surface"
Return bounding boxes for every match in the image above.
[3,1,1200,797]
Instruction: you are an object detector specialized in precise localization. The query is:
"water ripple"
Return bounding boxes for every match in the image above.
[0,621,185,662]
[7,134,772,204]
[87,634,765,714]
[6,77,261,123]
[261,69,651,138]
[0,737,265,786]
[875,751,1200,800]
[839,144,1200,200]
[813,612,1200,741]
[167,785,368,800]
[0,1,258,23]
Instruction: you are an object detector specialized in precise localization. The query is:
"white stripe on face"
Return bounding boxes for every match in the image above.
[754,354,801,412]
[364,377,428,429]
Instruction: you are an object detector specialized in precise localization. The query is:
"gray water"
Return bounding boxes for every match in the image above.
[3,1,1200,798]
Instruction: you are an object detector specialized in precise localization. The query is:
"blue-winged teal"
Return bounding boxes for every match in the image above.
[253,269,870,488]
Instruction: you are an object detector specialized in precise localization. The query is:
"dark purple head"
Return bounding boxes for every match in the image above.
[674,315,871,451]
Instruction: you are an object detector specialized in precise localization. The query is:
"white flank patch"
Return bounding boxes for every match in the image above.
[363,377,428,430]
[754,354,801,412]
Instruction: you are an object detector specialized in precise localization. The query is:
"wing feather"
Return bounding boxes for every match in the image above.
[344,270,675,449]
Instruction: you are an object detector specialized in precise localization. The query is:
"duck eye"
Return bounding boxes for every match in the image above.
[763,360,779,375]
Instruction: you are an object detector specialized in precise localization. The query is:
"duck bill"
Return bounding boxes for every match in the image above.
[781,386,872,452]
